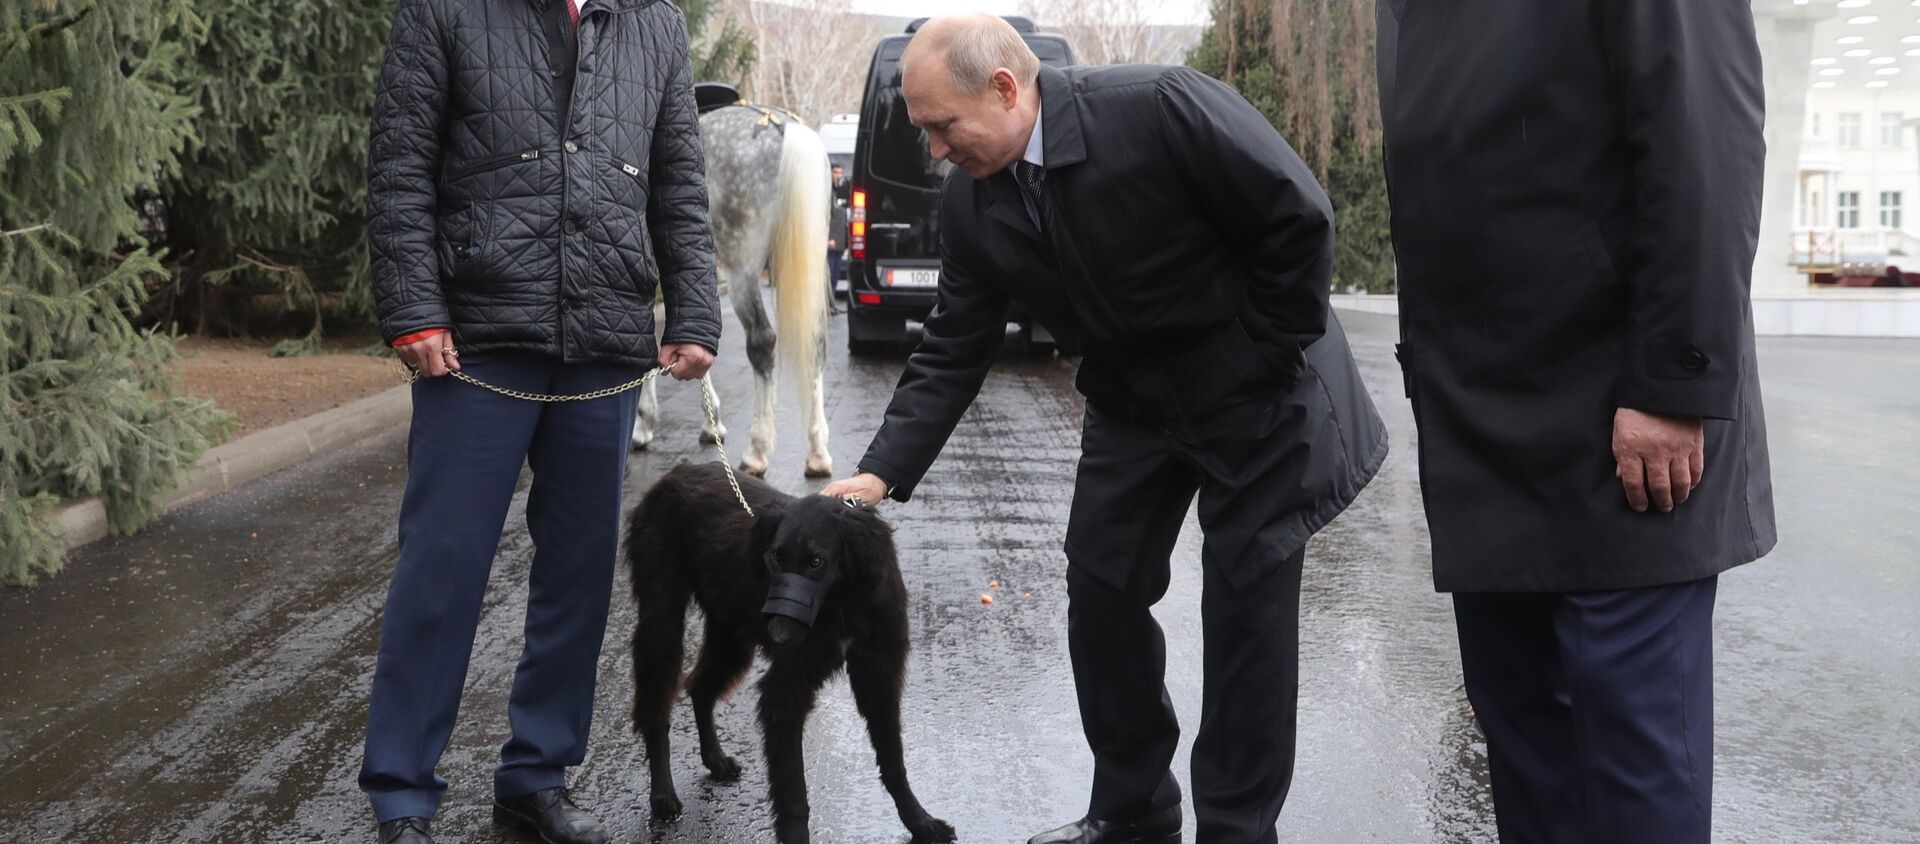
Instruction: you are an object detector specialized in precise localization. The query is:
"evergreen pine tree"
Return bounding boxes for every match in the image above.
[158,0,392,355]
[684,0,757,86]
[1188,0,1395,292]
[1,0,233,585]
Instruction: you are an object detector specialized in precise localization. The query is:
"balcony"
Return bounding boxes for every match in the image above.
[1790,226,1918,266]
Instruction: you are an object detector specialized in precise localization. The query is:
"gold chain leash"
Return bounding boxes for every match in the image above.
[400,363,755,517]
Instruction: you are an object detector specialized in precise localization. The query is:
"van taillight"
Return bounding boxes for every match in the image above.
[851,188,867,260]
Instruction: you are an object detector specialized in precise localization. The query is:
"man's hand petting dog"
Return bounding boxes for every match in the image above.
[820,473,888,505]
[658,343,715,380]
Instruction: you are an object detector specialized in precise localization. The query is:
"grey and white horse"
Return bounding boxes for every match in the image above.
[633,104,833,478]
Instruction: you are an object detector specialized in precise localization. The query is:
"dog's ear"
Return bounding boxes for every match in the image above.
[833,505,897,581]
[748,504,786,557]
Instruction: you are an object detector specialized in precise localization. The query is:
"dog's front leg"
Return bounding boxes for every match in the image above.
[848,645,956,842]
[756,654,837,844]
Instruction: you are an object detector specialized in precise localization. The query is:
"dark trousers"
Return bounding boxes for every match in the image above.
[1064,406,1305,844]
[1453,576,1718,844]
[827,249,845,310]
[359,351,644,822]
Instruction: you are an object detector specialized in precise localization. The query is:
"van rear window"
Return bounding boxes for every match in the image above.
[868,62,952,191]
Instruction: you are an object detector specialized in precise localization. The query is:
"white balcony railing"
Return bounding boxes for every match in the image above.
[1789,227,1918,266]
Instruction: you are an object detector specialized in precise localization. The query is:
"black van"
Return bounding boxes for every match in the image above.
[845,17,1074,356]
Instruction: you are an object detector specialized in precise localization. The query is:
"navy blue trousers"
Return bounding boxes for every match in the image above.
[1453,576,1718,844]
[359,351,644,822]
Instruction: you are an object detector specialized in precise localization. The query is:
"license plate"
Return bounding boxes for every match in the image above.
[885,268,939,288]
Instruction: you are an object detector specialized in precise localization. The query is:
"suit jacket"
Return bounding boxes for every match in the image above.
[1378,0,1777,592]
[857,64,1387,557]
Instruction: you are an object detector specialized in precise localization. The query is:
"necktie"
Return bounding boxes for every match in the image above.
[567,0,580,32]
[1015,160,1047,232]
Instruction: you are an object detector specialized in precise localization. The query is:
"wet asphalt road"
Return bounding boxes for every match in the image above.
[1,304,1916,843]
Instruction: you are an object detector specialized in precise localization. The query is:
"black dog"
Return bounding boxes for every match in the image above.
[626,462,955,843]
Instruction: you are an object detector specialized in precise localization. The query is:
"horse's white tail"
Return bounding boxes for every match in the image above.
[768,122,830,409]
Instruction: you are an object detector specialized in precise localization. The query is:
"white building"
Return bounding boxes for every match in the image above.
[1791,9,1920,268]
[1745,0,1920,336]
[1340,1,1920,334]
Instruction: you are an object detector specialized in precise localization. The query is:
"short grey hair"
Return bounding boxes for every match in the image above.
[904,15,1040,95]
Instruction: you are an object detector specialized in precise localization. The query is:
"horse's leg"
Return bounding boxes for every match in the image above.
[801,328,832,479]
[733,268,776,477]
[699,394,728,444]
[699,324,728,445]
[631,374,659,450]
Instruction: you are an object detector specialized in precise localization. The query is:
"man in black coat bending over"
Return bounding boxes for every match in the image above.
[821,14,1386,844]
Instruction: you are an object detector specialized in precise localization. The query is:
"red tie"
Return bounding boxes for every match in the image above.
[567,0,579,31]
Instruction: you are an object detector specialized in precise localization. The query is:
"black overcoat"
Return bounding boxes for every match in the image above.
[1377,0,1777,591]
[858,64,1387,585]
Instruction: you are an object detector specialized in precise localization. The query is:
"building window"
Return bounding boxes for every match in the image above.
[1883,192,1904,230]
[1839,112,1862,148]
[1838,192,1861,229]
[1883,112,1906,147]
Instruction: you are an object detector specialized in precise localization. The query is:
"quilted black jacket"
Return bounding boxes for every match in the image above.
[368,0,721,364]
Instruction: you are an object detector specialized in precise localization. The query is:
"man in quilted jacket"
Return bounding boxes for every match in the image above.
[358,1,721,842]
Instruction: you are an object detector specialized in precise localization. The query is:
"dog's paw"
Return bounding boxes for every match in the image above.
[649,792,684,821]
[774,817,811,844]
[703,754,742,781]
[909,817,957,842]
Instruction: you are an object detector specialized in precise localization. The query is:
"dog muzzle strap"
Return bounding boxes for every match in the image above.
[763,570,836,628]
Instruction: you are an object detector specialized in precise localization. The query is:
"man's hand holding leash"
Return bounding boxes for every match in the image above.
[659,343,715,381]
[394,331,461,378]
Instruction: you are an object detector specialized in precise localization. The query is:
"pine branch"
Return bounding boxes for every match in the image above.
[0,7,93,56]
[2,223,53,238]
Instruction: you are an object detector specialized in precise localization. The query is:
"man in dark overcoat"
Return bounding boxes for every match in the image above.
[822,14,1387,844]
[1377,1,1777,840]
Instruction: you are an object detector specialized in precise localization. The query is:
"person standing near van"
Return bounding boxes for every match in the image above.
[829,163,850,313]
[360,0,720,842]
[823,14,1386,844]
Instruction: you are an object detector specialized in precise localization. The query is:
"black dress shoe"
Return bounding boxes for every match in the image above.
[493,787,609,844]
[1026,804,1182,844]
[377,817,433,844]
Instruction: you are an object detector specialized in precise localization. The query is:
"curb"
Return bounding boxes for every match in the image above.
[51,383,415,551]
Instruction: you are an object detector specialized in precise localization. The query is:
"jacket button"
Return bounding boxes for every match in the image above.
[564,141,578,153]
[550,67,562,78]
[563,219,577,234]
[1681,348,1709,371]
